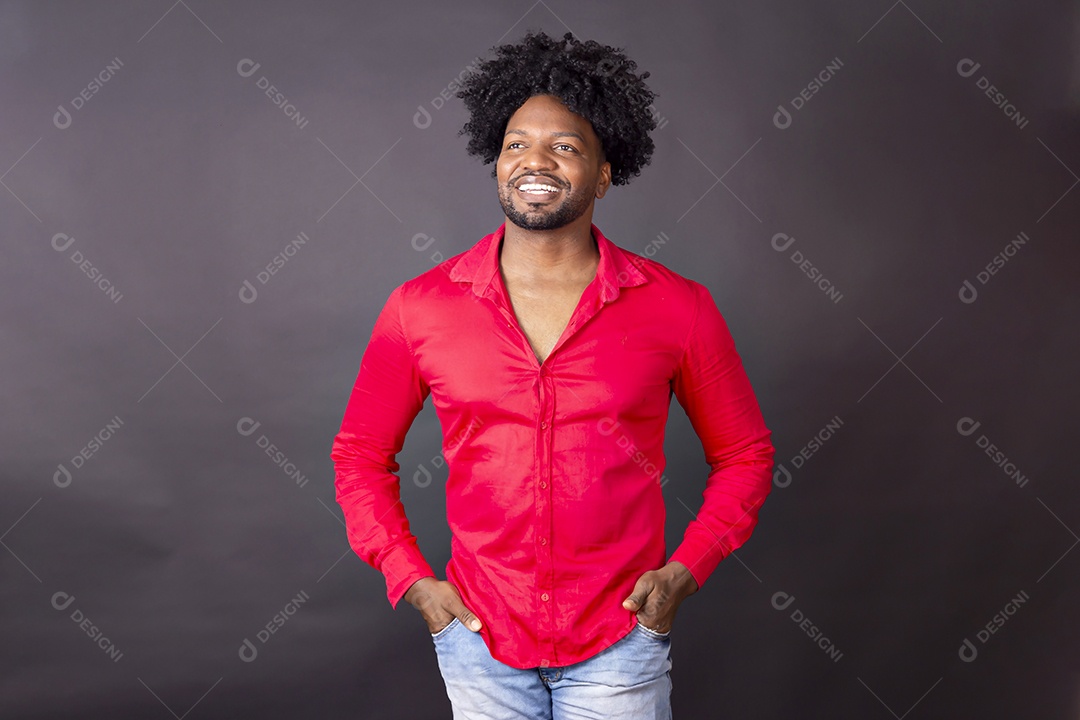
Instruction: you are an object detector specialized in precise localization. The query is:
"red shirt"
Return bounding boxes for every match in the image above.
[330,222,774,669]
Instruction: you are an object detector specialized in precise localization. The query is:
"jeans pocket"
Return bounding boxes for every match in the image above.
[430,617,461,641]
[634,620,671,641]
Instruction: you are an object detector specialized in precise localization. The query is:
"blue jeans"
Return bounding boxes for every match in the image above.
[431,618,673,719]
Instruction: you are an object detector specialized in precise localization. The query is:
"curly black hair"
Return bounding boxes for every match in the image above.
[455,30,658,186]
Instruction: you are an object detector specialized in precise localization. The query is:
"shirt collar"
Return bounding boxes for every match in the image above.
[447,222,648,304]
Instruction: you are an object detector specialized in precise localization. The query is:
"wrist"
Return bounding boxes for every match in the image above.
[404,576,437,607]
[668,561,699,597]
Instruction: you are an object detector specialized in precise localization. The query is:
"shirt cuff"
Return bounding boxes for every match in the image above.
[380,543,437,610]
[667,538,725,592]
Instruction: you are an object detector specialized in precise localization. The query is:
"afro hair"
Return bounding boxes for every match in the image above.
[455,30,658,186]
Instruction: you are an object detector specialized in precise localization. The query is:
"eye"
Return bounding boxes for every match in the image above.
[556,144,577,152]
[506,141,525,150]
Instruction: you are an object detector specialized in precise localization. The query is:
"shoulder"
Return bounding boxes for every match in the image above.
[389,244,476,305]
[613,243,712,308]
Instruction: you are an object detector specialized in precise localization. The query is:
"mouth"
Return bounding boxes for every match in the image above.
[513,177,563,203]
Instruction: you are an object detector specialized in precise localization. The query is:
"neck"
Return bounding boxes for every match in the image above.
[500,217,599,281]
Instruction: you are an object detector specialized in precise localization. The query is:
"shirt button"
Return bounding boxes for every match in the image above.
[539,481,547,489]
[541,592,549,601]
[539,537,547,545]
[540,421,547,428]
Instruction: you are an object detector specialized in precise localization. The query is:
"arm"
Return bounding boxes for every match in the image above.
[666,282,775,590]
[330,284,436,609]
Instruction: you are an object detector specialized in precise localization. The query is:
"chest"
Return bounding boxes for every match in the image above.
[504,280,588,364]
[407,281,688,424]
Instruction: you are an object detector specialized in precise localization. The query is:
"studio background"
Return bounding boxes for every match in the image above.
[2,1,1078,717]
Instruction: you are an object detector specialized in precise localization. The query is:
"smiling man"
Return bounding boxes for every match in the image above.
[330,30,774,719]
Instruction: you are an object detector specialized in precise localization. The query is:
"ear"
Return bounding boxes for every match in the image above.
[595,159,612,199]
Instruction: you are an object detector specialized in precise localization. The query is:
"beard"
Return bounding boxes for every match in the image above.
[498,179,593,231]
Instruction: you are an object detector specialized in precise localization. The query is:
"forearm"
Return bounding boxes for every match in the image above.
[668,436,774,587]
[333,449,437,608]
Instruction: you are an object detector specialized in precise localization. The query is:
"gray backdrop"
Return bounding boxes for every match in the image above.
[2,1,1078,718]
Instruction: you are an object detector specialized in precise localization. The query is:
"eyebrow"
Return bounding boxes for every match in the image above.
[504,129,587,142]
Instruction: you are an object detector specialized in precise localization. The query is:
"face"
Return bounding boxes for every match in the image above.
[496,94,612,232]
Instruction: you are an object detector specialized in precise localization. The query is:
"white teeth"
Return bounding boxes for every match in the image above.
[518,183,559,193]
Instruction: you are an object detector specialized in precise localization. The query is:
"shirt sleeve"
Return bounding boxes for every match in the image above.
[667,282,775,590]
[330,284,436,609]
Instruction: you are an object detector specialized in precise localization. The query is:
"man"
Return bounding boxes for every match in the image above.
[330,30,774,719]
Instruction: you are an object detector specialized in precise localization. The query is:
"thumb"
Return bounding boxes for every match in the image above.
[452,600,483,632]
[443,582,483,632]
[622,576,653,610]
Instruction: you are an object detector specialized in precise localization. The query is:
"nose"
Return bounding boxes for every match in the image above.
[519,143,557,173]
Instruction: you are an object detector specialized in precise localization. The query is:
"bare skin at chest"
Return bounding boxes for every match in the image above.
[502,273,594,364]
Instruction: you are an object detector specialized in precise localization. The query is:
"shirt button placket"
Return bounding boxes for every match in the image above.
[537,369,557,662]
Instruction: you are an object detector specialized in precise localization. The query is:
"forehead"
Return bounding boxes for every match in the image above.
[504,94,598,141]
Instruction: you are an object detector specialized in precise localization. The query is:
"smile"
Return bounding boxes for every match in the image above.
[515,183,561,202]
